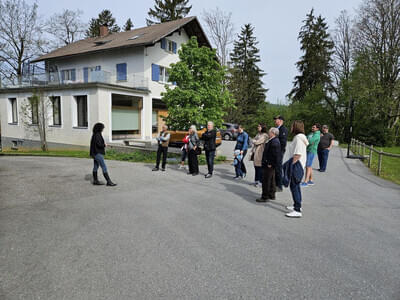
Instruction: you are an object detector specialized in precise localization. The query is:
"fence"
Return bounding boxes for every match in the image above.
[350,138,400,176]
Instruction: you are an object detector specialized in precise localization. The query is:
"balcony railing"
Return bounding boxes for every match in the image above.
[0,69,149,91]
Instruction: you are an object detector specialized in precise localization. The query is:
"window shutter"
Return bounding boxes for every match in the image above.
[172,42,177,54]
[152,64,160,81]
[61,71,65,82]
[116,63,127,81]
[71,69,76,81]
[83,67,89,83]
[161,38,166,49]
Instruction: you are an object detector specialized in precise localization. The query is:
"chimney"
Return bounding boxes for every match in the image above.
[99,25,109,37]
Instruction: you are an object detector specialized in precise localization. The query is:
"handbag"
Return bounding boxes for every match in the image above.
[195,147,202,155]
[250,152,255,161]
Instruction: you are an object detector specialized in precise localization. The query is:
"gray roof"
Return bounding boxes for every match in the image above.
[33,17,210,62]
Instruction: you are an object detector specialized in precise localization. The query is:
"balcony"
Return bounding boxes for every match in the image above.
[0,69,149,91]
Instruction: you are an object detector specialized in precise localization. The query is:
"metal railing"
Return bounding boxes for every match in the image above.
[350,138,400,176]
[1,70,149,90]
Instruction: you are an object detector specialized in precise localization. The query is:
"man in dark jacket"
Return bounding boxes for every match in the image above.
[256,127,281,202]
[274,115,288,191]
[201,121,217,178]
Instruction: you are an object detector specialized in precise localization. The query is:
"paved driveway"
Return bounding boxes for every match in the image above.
[0,148,399,299]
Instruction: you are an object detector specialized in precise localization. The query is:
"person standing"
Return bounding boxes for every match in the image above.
[250,124,268,187]
[201,121,217,178]
[152,124,170,172]
[90,122,117,186]
[233,150,243,179]
[179,132,189,170]
[302,123,321,187]
[318,125,334,172]
[284,121,309,218]
[256,128,281,202]
[187,125,200,176]
[273,115,288,192]
[235,125,249,177]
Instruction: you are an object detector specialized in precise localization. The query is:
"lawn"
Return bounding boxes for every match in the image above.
[0,149,227,166]
[367,146,400,185]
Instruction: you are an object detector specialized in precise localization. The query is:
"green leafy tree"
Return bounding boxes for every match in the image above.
[86,9,120,38]
[162,36,233,129]
[227,24,267,131]
[123,18,134,31]
[289,9,334,101]
[146,0,192,26]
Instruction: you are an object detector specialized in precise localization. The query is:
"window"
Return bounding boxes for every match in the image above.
[9,98,18,124]
[116,63,127,81]
[152,64,171,83]
[50,96,61,126]
[160,38,177,54]
[61,69,76,82]
[75,96,88,127]
[30,99,38,125]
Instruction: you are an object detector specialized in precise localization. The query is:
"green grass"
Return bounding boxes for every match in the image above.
[0,149,227,165]
[352,145,400,185]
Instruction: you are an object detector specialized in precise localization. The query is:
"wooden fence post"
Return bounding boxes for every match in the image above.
[362,143,365,157]
[377,150,383,176]
[368,145,373,168]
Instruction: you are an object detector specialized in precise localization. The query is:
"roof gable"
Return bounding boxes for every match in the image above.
[33,16,210,62]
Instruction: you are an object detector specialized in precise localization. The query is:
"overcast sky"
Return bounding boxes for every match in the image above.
[35,0,362,104]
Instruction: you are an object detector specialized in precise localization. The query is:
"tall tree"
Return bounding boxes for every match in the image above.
[146,0,192,26]
[46,9,86,48]
[202,7,235,66]
[162,37,233,129]
[123,18,134,31]
[227,24,267,130]
[0,0,47,83]
[288,9,334,101]
[86,9,120,38]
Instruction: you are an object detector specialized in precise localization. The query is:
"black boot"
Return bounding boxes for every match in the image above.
[103,172,117,186]
[92,172,104,185]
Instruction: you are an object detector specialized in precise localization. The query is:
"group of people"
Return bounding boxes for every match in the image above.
[89,117,334,218]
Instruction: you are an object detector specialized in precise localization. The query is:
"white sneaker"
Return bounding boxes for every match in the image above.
[286,206,303,212]
[285,210,302,218]
[178,165,183,169]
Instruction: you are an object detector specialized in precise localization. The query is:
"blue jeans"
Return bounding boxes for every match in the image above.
[318,149,330,171]
[235,161,243,177]
[205,150,215,174]
[93,153,108,173]
[290,176,302,212]
[254,166,263,182]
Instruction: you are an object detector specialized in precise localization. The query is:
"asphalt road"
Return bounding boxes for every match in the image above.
[1,147,399,299]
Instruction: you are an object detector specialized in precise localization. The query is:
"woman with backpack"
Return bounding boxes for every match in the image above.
[249,124,268,187]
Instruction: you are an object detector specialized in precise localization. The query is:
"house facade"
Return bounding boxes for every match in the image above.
[0,17,210,150]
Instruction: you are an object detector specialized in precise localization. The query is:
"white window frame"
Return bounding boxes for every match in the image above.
[49,96,62,126]
[8,98,18,124]
[72,95,89,128]
[62,69,74,81]
[159,66,171,84]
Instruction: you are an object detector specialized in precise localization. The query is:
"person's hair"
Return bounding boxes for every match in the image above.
[313,123,321,130]
[269,127,279,136]
[93,122,105,133]
[190,125,197,133]
[291,120,305,135]
[322,124,329,129]
[238,124,243,129]
[207,121,214,127]
[258,123,267,133]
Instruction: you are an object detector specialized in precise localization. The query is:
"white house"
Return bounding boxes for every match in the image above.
[0,17,211,150]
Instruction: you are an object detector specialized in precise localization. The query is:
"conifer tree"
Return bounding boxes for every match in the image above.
[289,9,334,101]
[146,0,192,26]
[123,18,134,31]
[227,24,267,128]
[86,9,120,38]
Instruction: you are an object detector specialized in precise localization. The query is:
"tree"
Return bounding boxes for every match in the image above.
[202,7,235,66]
[162,36,233,129]
[86,9,120,38]
[146,0,192,26]
[123,18,134,31]
[20,89,50,151]
[46,9,86,48]
[227,24,267,131]
[0,0,46,83]
[288,9,334,101]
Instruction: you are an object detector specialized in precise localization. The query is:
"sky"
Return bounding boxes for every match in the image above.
[34,0,362,104]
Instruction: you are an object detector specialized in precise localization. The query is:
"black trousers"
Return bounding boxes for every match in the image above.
[241,150,247,174]
[275,151,284,188]
[262,166,276,200]
[188,149,199,174]
[156,145,168,168]
[205,150,215,174]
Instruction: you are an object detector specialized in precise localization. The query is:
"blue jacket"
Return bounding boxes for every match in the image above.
[235,131,249,151]
[282,158,304,187]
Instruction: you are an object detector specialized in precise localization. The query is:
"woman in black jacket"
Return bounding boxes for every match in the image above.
[201,121,217,178]
[90,123,117,186]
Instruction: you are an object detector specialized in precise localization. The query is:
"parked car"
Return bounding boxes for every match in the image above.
[219,123,239,141]
[168,125,222,148]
